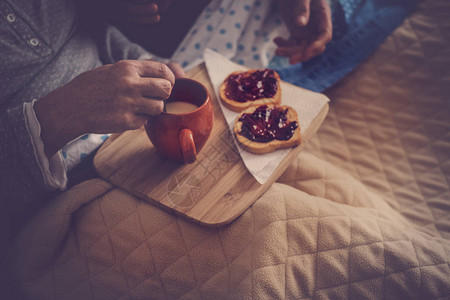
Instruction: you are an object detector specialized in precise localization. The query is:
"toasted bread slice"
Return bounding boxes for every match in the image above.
[234,105,301,154]
[219,69,282,112]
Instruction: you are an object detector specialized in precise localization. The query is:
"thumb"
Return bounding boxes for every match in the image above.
[292,0,311,26]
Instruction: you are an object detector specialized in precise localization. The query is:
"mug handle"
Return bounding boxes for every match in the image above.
[179,129,197,164]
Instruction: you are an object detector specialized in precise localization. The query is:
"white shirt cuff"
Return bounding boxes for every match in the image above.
[23,100,68,191]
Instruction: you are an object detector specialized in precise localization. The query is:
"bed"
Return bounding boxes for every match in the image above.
[2,0,449,298]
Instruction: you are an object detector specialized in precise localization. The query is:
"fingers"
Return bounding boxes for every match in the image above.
[275,39,308,57]
[137,77,173,99]
[135,60,176,87]
[123,113,149,130]
[109,60,176,118]
[291,0,311,26]
[124,14,160,24]
[299,3,332,62]
[273,37,297,47]
[305,29,331,57]
[121,98,164,129]
[274,37,308,60]
[153,0,172,12]
[133,97,165,115]
[313,0,333,39]
[276,40,327,64]
[275,0,332,64]
[118,1,158,15]
[305,42,326,61]
[274,37,328,64]
[111,94,164,131]
[118,1,161,24]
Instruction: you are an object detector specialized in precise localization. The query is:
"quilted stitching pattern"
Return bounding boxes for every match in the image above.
[3,0,450,299]
[300,0,450,239]
[6,160,450,299]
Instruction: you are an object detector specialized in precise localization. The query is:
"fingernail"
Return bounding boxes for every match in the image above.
[297,16,307,26]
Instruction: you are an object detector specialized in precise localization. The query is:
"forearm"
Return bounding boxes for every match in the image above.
[34,87,85,158]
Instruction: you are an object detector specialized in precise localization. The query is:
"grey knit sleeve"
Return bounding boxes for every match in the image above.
[95,24,157,64]
[0,104,52,213]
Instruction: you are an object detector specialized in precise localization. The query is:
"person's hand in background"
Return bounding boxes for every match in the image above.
[275,0,332,64]
[101,0,173,24]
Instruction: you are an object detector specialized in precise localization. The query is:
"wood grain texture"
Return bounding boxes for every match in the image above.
[94,64,329,227]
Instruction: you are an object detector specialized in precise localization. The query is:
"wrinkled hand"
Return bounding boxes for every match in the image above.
[166,61,186,79]
[111,0,173,24]
[275,0,332,64]
[35,60,175,157]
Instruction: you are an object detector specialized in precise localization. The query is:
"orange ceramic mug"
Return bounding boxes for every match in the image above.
[145,78,214,164]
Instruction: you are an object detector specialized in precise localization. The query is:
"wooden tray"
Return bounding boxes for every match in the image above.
[94,64,329,227]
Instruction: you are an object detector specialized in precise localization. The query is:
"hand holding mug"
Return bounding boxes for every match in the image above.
[34,60,175,158]
[145,78,214,164]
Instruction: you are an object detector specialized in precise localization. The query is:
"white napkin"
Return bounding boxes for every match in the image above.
[204,49,329,184]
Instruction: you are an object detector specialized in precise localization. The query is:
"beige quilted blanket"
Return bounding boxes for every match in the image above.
[2,0,449,299]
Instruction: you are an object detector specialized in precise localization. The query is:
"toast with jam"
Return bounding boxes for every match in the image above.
[234,104,301,154]
[219,69,281,112]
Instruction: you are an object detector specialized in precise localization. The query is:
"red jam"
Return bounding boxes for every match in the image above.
[238,105,298,143]
[225,69,278,102]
